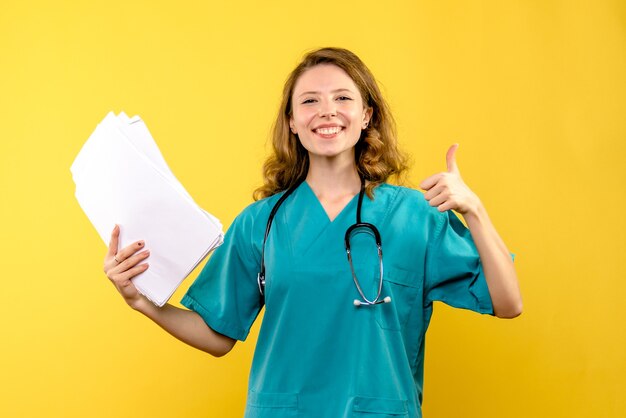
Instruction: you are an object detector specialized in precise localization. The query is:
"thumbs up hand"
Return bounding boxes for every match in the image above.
[419,144,482,215]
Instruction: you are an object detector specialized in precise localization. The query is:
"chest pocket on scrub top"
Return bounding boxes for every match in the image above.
[375,266,421,331]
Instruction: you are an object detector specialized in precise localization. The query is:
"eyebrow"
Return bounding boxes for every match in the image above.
[297,88,355,98]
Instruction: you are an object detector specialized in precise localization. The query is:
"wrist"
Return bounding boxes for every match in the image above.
[130,295,156,315]
[463,197,486,223]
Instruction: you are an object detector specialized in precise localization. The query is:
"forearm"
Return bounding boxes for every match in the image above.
[134,300,236,356]
[463,202,522,318]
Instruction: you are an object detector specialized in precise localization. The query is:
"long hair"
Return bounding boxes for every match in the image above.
[253,47,408,200]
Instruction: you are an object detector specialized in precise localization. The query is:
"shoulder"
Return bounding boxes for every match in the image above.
[373,183,431,209]
[373,183,445,227]
[228,192,284,233]
[238,193,281,218]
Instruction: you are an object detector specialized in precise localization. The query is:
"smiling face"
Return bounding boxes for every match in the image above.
[289,64,372,166]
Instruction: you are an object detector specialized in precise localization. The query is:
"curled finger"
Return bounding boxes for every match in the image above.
[116,262,150,283]
[106,249,149,278]
[424,183,446,201]
[428,191,449,208]
[117,240,146,262]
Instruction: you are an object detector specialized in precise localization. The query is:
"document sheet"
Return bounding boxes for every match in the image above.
[70,112,224,306]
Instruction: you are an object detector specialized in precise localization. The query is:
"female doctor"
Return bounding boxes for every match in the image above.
[104,47,522,418]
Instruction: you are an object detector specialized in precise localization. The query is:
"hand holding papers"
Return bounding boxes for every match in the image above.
[70,112,224,307]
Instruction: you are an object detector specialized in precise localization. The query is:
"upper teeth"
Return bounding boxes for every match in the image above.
[316,126,342,135]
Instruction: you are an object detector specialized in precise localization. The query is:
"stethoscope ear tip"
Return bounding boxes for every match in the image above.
[383,296,392,304]
[354,300,362,307]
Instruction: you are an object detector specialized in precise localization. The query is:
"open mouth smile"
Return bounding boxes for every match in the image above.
[313,126,344,138]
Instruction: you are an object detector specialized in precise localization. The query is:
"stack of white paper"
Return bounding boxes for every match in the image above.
[70,112,224,307]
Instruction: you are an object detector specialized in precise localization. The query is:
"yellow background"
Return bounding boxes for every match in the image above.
[1,0,624,417]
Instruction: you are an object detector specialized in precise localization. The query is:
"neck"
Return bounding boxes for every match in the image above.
[305,155,361,198]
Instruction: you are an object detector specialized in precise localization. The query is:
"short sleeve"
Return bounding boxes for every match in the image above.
[180,209,263,341]
[424,210,514,315]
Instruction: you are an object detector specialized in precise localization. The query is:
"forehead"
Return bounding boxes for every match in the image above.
[292,64,360,96]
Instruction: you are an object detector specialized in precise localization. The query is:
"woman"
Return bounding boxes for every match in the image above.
[104,47,522,417]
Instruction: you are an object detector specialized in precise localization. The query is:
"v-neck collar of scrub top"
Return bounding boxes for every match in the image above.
[299,180,362,224]
[279,180,369,265]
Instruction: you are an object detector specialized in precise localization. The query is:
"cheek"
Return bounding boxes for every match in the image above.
[295,112,317,131]
[346,106,364,121]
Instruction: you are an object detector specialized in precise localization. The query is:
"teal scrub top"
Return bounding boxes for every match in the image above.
[181,183,508,418]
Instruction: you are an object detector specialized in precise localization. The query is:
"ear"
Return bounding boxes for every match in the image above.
[362,107,373,129]
[289,118,297,134]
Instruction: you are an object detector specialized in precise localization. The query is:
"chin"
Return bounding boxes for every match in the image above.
[308,149,354,161]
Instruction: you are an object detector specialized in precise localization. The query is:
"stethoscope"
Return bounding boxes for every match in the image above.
[257,177,391,307]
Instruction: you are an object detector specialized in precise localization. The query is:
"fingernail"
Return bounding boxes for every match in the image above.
[138,241,144,247]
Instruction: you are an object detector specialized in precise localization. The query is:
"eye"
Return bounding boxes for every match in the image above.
[337,96,352,101]
[302,98,316,104]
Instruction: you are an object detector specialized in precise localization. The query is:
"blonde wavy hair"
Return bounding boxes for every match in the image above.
[253,47,408,200]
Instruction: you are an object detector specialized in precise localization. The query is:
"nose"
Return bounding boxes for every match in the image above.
[318,99,337,118]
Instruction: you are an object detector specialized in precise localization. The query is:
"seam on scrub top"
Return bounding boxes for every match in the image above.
[425,212,446,304]
[279,197,295,266]
[247,196,278,270]
[378,184,402,228]
[469,264,493,314]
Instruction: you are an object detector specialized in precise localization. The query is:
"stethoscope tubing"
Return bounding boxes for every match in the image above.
[258,179,304,296]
